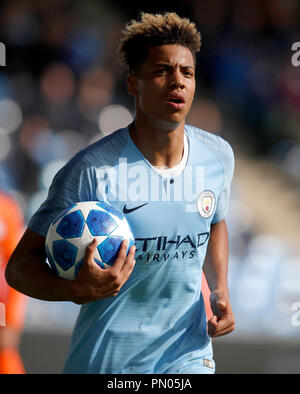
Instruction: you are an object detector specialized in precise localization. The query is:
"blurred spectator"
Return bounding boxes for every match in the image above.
[77,66,115,123]
[0,191,26,374]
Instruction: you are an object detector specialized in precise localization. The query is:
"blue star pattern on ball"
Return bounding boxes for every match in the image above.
[45,201,135,280]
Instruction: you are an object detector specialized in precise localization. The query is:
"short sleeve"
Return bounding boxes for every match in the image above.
[28,156,95,237]
[211,139,235,224]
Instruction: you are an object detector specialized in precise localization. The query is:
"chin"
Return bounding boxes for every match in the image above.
[151,117,184,131]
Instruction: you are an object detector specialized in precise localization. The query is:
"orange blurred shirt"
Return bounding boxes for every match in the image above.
[0,191,26,330]
[0,191,27,374]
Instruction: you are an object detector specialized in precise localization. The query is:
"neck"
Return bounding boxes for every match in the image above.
[129,115,185,168]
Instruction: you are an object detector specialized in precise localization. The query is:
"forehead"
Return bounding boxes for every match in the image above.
[144,44,195,67]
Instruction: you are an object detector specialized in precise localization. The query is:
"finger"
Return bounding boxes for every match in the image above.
[215,315,234,330]
[208,315,218,326]
[118,246,136,285]
[216,301,229,319]
[120,245,136,274]
[217,300,227,311]
[208,317,234,337]
[111,239,128,271]
[209,322,235,338]
[213,326,235,337]
[121,259,136,286]
[84,239,99,265]
[211,299,227,318]
[207,316,218,336]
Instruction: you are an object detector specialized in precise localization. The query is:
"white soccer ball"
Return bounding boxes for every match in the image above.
[45,201,135,280]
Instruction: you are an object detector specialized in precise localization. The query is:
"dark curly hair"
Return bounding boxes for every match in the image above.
[118,12,202,74]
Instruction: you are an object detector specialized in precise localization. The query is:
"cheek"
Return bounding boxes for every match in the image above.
[189,80,196,97]
[186,82,196,106]
[137,81,162,108]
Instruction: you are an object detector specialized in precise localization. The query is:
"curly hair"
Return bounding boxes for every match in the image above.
[118,12,202,74]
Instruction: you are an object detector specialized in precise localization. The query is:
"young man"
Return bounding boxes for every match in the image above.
[6,12,235,374]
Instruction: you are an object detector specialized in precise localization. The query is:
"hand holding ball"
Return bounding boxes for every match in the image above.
[45,201,135,280]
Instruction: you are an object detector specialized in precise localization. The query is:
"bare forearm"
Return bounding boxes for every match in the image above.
[203,220,235,337]
[5,229,73,302]
[203,219,229,294]
[6,254,72,302]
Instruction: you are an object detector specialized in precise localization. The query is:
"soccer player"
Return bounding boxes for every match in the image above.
[6,12,235,374]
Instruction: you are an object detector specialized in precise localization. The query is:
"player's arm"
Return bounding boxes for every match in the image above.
[5,227,136,304]
[202,219,235,337]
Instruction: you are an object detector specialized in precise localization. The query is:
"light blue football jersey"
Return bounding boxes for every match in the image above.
[29,125,234,374]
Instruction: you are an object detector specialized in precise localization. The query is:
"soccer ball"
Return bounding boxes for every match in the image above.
[45,201,135,280]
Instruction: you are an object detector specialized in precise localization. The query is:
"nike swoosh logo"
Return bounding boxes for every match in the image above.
[123,203,148,214]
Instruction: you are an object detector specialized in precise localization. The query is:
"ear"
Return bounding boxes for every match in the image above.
[127,73,138,96]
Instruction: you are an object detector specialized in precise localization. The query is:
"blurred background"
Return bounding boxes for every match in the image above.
[0,0,300,374]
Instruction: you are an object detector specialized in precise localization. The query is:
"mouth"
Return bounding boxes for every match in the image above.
[165,94,186,110]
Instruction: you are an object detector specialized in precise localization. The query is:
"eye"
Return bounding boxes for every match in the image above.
[183,69,194,77]
[155,68,167,75]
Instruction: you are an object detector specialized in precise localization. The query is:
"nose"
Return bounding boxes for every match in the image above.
[169,69,184,89]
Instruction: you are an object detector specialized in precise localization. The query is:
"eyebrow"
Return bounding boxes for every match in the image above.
[153,62,195,70]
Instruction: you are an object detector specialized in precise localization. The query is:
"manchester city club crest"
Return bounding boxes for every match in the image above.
[197,190,216,218]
